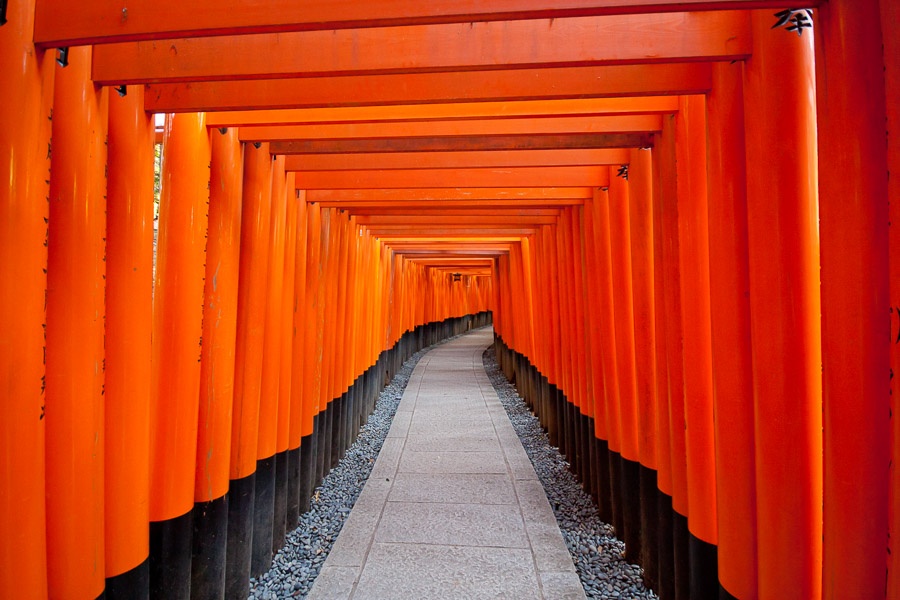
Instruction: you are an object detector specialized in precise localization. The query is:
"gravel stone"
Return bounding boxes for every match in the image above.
[247,336,658,599]
[247,335,459,599]
[482,346,658,600]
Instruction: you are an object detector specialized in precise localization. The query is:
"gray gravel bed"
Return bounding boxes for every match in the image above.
[482,347,657,600]
[248,336,455,599]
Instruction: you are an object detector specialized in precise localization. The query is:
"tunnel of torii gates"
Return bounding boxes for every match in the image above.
[0,0,898,599]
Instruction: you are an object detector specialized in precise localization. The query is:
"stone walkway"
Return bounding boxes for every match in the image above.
[308,327,586,600]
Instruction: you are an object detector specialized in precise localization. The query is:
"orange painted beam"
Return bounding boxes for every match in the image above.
[347,208,561,217]
[319,199,582,209]
[411,258,495,264]
[355,215,557,226]
[36,0,813,46]
[370,228,539,237]
[145,64,712,112]
[273,134,652,155]
[243,116,662,142]
[206,97,679,128]
[367,223,538,238]
[391,251,508,260]
[93,12,748,85]
[295,167,609,189]
[284,149,630,171]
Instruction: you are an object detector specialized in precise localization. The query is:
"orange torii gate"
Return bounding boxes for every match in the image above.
[1,2,898,600]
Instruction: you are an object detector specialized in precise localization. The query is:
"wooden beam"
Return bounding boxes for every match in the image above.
[204,97,680,127]
[283,149,631,171]
[373,229,539,236]
[380,236,526,241]
[145,64,712,112]
[93,12,749,85]
[36,0,815,47]
[342,208,562,217]
[306,187,593,202]
[389,246,512,255]
[318,199,582,208]
[294,166,610,188]
[395,255,505,260]
[241,115,662,143]
[356,215,558,225]
[274,134,652,155]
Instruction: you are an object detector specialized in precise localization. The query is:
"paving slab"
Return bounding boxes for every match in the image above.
[307,327,585,600]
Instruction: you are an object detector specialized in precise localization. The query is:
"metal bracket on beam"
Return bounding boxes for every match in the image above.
[56,47,69,67]
[116,85,127,97]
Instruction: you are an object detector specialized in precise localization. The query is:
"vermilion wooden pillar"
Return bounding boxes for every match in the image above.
[657,113,689,600]
[192,126,243,599]
[226,141,273,599]
[0,0,54,594]
[46,46,108,600]
[279,175,300,530]
[629,148,658,479]
[287,183,308,523]
[744,10,822,599]
[815,2,891,597]
[148,112,210,599]
[706,61,757,600]
[650,133,675,600]
[252,155,286,576]
[583,189,612,523]
[301,202,323,510]
[608,168,639,465]
[593,187,625,537]
[674,94,718,598]
[629,147,659,590]
[106,85,154,598]
[884,0,900,595]
[609,163,642,564]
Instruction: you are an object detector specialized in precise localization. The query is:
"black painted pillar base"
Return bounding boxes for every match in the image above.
[689,533,719,600]
[657,492,675,600]
[106,557,149,600]
[330,393,344,469]
[224,472,255,600]
[673,510,691,600]
[298,432,314,515]
[719,584,740,600]
[639,465,660,591]
[609,451,625,537]
[191,494,228,600]
[272,449,289,552]
[620,457,642,564]
[251,455,276,576]
[594,438,612,524]
[286,446,302,527]
[149,509,193,600]
[316,406,328,488]
[322,401,334,478]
